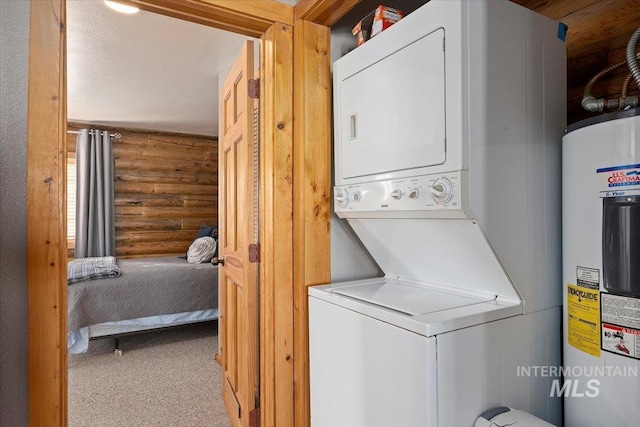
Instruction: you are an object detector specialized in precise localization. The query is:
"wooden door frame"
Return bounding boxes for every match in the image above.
[27,0,358,425]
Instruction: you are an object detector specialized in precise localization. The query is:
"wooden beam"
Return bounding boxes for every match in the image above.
[115,229,197,242]
[260,23,295,427]
[292,18,332,427]
[115,182,217,195]
[127,0,294,38]
[115,241,191,256]
[199,0,294,25]
[27,0,68,425]
[295,0,360,26]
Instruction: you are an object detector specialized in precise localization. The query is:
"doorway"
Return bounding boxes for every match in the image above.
[27,1,335,426]
[64,2,258,425]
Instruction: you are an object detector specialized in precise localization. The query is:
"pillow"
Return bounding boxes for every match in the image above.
[187,236,217,264]
[195,225,218,240]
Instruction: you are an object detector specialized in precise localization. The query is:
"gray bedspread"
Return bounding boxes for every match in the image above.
[68,256,218,331]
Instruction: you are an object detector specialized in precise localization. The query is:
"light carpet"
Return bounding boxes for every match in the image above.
[68,322,231,427]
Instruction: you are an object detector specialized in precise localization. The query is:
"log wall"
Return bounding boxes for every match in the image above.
[67,123,218,259]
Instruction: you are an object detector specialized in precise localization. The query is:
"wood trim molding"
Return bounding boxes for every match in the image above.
[292,19,332,427]
[259,23,295,427]
[127,0,294,38]
[199,0,294,26]
[27,0,68,425]
[294,0,360,26]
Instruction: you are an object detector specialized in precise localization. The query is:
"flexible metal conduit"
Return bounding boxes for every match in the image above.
[627,26,640,88]
[582,25,640,113]
[581,54,640,112]
[583,58,631,98]
[622,74,634,98]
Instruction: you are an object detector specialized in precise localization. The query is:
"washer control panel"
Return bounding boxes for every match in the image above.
[334,172,464,213]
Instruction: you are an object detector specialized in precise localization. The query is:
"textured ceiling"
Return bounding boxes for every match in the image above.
[66,0,262,136]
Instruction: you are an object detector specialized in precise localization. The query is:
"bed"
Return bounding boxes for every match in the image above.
[67,256,219,354]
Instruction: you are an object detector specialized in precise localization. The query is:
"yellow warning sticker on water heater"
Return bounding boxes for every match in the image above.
[567,283,601,357]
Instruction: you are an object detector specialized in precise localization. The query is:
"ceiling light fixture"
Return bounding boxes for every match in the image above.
[104,0,139,15]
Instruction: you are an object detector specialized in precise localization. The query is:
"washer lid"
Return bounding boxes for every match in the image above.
[311,277,523,336]
[331,278,494,316]
[345,218,521,302]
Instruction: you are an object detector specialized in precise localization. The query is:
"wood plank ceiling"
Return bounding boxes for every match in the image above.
[513,0,640,125]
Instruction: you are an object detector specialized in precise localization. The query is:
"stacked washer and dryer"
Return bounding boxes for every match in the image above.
[308,1,566,426]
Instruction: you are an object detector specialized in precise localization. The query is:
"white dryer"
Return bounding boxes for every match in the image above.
[309,1,566,426]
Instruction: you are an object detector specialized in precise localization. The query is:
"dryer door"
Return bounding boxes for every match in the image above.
[337,28,446,181]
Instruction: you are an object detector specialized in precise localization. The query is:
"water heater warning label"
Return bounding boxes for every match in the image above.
[601,293,640,360]
[602,324,640,360]
[567,283,601,357]
[597,163,640,198]
[577,266,599,290]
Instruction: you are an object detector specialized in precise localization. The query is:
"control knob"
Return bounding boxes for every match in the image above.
[408,188,420,199]
[335,188,349,208]
[390,189,402,200]
[430,178,453,205]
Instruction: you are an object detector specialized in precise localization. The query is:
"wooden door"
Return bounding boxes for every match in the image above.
[218,40,259,427]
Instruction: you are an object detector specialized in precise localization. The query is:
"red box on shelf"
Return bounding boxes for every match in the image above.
[352,5,403,46]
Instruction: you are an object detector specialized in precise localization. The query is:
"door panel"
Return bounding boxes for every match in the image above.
[219,40,258,427]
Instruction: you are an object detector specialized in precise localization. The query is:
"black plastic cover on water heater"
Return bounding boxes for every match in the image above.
[603,196,640,297]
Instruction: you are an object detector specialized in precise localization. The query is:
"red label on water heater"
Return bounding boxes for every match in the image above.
[597,164,640,198]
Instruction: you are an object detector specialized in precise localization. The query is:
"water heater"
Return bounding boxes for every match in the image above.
[563,108,640,426]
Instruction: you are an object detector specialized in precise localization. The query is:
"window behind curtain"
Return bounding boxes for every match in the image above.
[67,154,76,247]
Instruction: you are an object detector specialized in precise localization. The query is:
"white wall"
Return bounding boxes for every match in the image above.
[0,0,30,425]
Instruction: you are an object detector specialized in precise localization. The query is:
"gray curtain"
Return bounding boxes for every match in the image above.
[75,129,115,258]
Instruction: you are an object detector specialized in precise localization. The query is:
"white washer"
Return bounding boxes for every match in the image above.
[310,279,561,427]
[309,1,566,426]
